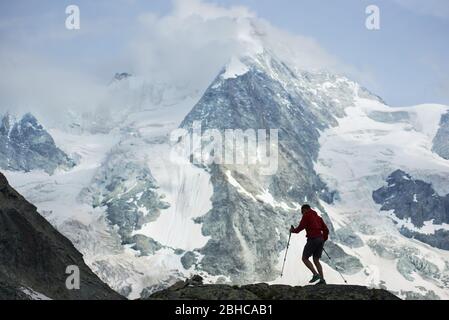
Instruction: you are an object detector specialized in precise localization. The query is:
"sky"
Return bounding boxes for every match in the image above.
[0,0,448,119]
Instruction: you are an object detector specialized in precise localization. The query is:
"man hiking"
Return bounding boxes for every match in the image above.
[290,204,329,285]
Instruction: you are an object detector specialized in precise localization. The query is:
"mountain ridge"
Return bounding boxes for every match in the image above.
[147,275,399,300]
[0,171,124,300]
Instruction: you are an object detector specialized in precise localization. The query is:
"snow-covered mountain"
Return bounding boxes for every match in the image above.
[314,93,449,299]
[0,113,75,174]
[2,48,449,300]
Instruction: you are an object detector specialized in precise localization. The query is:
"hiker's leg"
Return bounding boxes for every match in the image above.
[302,256,318,275]
[313,257,324,278]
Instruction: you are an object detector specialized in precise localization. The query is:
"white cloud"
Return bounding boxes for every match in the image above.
[127,0,349,91]
[173,0,254,20]
[0,0,366,125]
[0,48,108,124]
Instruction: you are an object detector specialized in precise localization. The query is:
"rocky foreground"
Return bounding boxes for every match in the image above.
[148,276,400,300]
[0,172,123,300]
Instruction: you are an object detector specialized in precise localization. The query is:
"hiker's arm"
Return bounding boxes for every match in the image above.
[291,215,308,234]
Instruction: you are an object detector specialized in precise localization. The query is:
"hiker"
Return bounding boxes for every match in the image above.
[290,204,329,285]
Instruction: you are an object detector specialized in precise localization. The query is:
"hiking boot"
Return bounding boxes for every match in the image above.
[309,274,320,283]
[316,277,326,285]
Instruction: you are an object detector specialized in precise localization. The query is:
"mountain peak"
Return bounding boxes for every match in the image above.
[18,113,43,131]
[0,113,16,136]
[0,113,75,174]
[222,56,250,79]
[114,72,132,81]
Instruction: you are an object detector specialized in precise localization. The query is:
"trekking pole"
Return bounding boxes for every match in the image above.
[280,230,292,278]
[323,248,348,284]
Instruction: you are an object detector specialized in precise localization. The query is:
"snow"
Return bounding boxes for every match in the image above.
[383,211,449,235]
[3,131,120,226]
[225,170,256,201]
[2,80,216,299]
[255,188,297,211]
[269,222,352,287]
[222,56,249,79]
[21,287,52,300]
[134,143,213,251]
[313,96,449,299]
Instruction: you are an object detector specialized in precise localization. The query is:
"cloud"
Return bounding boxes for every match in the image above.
[172,0,254,20]
[0,47,111,125]
[393,0,449,20]
[0,0,364,125]
[423,56,449,102]
[127,0,349,91]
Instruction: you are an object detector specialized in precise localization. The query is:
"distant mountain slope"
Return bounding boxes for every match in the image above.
[0,172,123,300]
[0,113,75,174]
[373,170,449,250]
[433,111,449,160]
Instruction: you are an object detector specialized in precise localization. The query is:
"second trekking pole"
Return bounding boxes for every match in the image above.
[281,229,292,278]
[323,248,348,284]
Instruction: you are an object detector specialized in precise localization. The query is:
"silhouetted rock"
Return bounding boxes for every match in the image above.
[0,172,124,300]
[147,275,399,300]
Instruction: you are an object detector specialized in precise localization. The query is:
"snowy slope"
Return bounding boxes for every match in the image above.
[314,96,449,299]
[2,78,218,299]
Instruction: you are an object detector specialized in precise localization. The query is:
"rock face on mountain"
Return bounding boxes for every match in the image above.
[367,110,410,123]
[433,111,449,160]
[0,113,75,174]
[79,145,169,256]
[114,72,132,81]
[148,275,399,300]
[373,170,449,250]
[178,53,365,283]
[0,172,123,300]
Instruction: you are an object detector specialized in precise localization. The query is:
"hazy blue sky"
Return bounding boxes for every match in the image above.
[1,0,448,108]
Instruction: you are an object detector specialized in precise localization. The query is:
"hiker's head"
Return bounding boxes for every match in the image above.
[301,204,311,214]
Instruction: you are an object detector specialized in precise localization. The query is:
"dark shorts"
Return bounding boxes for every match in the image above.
[302,237,324,260]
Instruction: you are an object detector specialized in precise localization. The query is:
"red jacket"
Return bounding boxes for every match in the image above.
[292,209,329,240]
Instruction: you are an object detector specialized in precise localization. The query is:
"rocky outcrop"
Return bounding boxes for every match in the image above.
[79,146,169,256]
[0,172,124,300]
[367,111,410,123]
[373,170,449,250]
[0,113,75,174]
[148,275,399,300]
[373,170,449,227]
[114,72,132,81]
[432,111,449,160]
